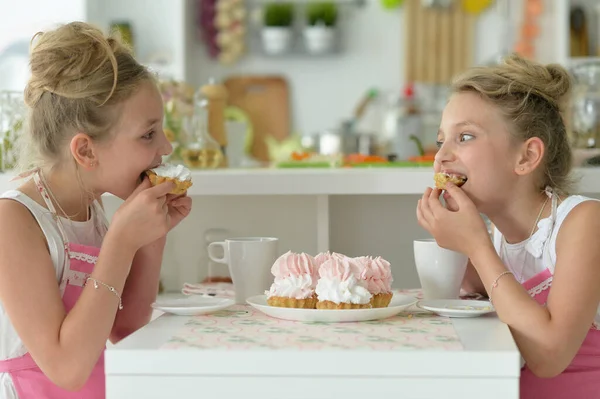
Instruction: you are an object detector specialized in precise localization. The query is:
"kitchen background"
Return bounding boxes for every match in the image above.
[1,0,600,293]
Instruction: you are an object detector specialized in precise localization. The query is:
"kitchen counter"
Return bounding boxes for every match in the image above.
[105,293,521,399]
[2,167,600,195]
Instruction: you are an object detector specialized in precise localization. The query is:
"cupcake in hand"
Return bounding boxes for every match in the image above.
[266,251,319,309]
[146,164,193,195]
[355,256,394,308]
[315,256,372,309]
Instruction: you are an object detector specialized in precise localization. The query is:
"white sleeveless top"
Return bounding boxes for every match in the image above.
[492,194,600,327]
[0,190,107,399]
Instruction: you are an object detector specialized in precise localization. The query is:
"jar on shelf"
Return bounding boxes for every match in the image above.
[158,79,195,164]
[179,99,224,169]
[570,62,600,149]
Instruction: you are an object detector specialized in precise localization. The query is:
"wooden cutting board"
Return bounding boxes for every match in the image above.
[224,75,290,162]
[404,0,475,85]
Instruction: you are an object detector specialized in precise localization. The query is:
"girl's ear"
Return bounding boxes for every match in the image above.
[514,137,544,175]
[70,133,97,170]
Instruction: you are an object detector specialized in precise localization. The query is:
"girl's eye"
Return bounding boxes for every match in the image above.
[460,133,474,142]
[435,140,444,148]
[142,131,155,140]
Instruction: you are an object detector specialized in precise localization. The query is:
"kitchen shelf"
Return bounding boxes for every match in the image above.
[248,0,365,6]
[3,167,600,196]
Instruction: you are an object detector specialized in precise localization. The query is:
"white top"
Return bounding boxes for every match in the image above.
[0,190,106,399]
[492,194,600,327]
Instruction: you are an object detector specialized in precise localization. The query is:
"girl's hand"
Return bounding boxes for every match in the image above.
[110,177,175,251]
[416,182,492,258]
[165,193,192,231]
[442,189,459,212]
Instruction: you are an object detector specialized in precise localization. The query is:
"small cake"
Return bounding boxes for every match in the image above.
[146,164,193,195]
[314,251,345,268]
[266,251,319,308]
[315,255,372,309]
[433,172,467,190]
[355,256,394,308]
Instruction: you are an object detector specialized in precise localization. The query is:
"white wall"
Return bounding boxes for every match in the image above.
[1,0,573,295]
[0,0,87,91]
[101,193,428,293]
[184,0,543,137]
[0,0,86,51]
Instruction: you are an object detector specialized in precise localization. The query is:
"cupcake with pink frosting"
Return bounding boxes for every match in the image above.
[266,251,319,308]
[314,251,345,268]
[354,256,394,308]
[315,255,372,309]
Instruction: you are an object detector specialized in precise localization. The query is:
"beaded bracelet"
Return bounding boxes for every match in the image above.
[85,277,123,310]
[489,271,514,304]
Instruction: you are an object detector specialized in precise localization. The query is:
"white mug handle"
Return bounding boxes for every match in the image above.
[207,241,228,264]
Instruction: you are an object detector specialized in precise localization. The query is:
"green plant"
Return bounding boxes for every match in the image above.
[1,119,23,170]
[306,2,338,27]
[263,2,294,27]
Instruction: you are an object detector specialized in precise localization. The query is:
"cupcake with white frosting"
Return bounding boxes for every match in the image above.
[354,256,394,308]
[315,255,372,309]
[145,164,193,195]
[266,251,319,308]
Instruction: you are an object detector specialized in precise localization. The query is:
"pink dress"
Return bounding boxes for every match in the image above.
[519,269,600,398]
[494,192,600,399]
[0,171,108,398]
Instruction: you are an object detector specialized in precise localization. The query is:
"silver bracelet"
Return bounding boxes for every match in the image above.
[85,277,123,310]
[489,271,514,305]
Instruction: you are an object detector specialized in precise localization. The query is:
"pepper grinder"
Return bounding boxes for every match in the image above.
[199,78,228,167]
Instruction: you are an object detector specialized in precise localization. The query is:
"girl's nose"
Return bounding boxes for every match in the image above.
[434,141,454,164]
[160,133,173,157]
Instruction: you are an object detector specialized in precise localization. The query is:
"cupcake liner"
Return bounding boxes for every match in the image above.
[146,170,193,195]
[370,292,393,308]
[267,295,318,309]
[316,300,371,310]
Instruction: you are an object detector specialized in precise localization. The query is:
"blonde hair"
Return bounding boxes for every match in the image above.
[19,21,152,171]
[451,54,574,195]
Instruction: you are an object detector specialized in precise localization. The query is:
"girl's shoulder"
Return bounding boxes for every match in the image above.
[556,195,600,225]
[552,195,600,255]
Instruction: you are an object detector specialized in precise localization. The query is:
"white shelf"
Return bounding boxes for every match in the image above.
[181,168,435,195]
[2,167,600,196]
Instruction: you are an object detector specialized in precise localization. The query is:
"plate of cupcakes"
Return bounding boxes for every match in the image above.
[246,251,417,323]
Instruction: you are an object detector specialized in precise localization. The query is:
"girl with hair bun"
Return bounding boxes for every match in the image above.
[0,22,191,398]
[417,53,600,398]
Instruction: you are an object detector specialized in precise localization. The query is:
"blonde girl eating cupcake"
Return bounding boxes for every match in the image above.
[417,54,600,398]
[0,22,191,398]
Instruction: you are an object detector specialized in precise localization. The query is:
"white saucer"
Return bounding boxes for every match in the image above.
[152,296,235,316]
[246,293,417,323]
[416,299,495,318]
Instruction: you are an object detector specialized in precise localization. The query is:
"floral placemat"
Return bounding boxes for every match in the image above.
[160,289,464,351]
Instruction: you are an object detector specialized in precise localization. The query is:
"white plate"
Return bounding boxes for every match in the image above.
[417,299,495,318]
[245,293,417,323]
[151,296,235,316]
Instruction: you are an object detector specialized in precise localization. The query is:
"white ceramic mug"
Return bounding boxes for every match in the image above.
[208,237,278,304]
[413,239,468,300]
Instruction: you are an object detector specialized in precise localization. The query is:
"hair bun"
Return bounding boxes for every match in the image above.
[500,54,571,110]
[25,22,129,107]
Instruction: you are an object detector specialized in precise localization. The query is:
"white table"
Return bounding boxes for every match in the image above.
[105,298,521,399]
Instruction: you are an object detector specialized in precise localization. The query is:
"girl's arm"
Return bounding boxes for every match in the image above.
[461,222,493,296]
[109,236,166,343]
[470,201,600,378]
[0,200,136,391]
[461,260,487,296]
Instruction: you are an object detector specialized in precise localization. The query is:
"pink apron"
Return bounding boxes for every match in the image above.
[0,171,108,398]
[519,268,600,398]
